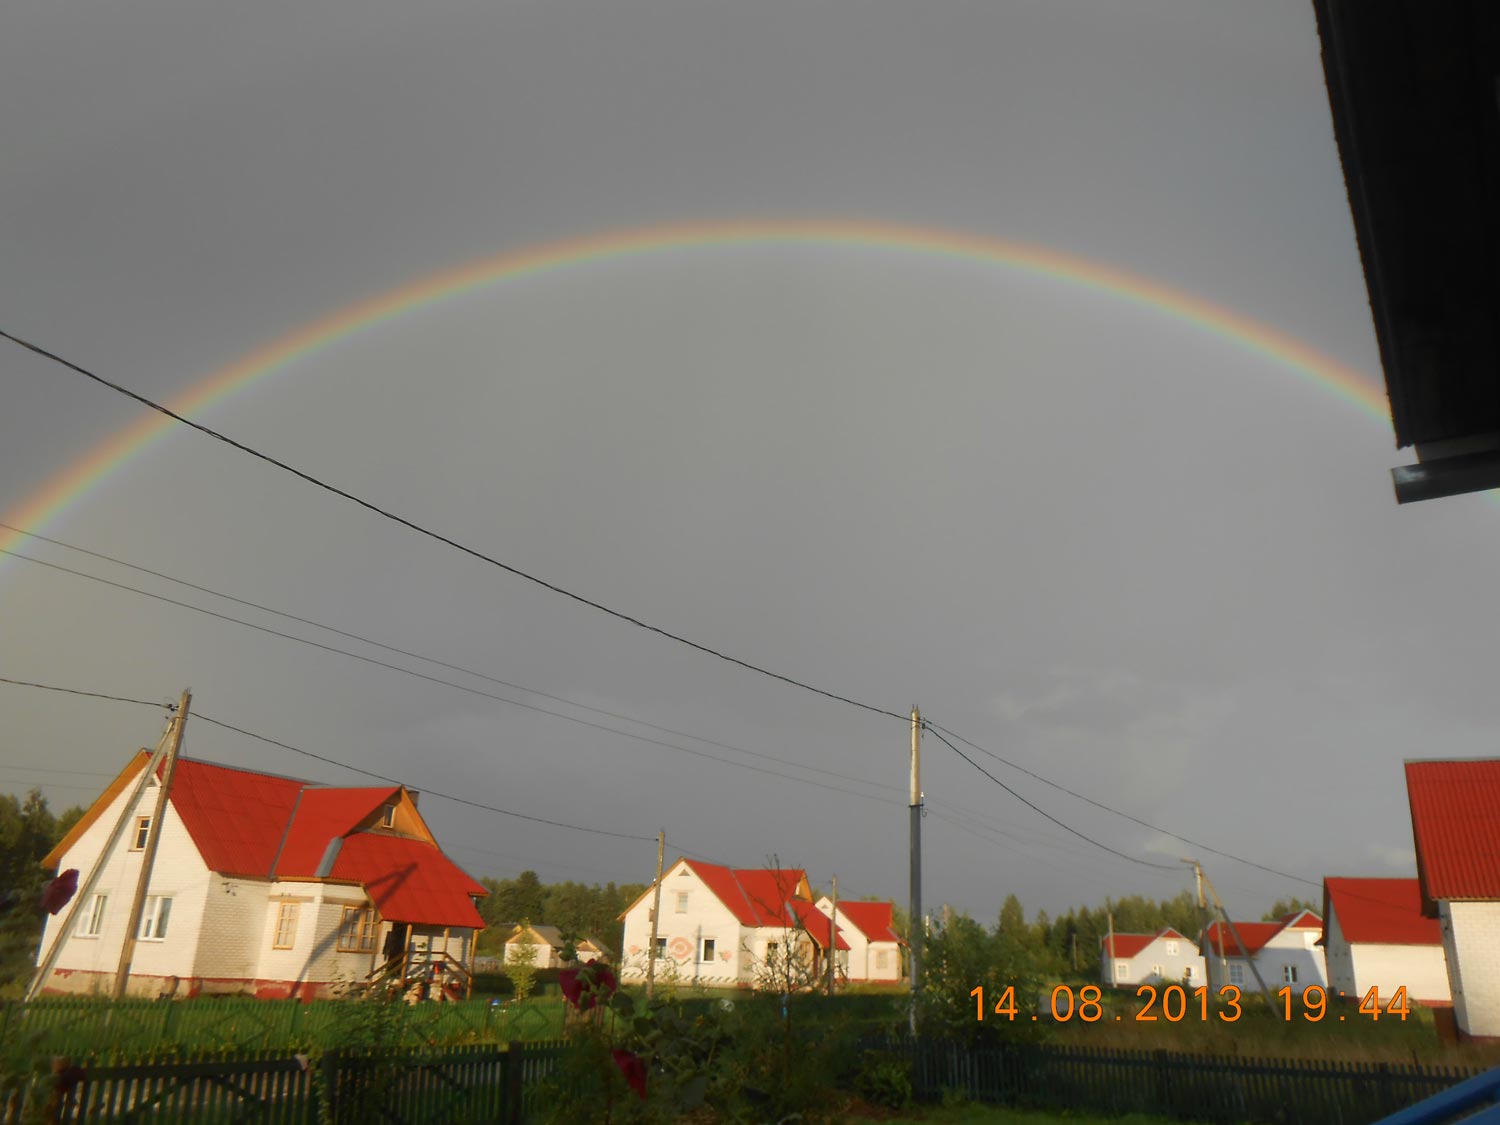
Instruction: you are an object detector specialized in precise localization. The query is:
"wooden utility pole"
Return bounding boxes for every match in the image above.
[26,718,176,1001]
[826,875,838,997]
[1196,861,1275,1006]
[645,830,665,998]
[113,689,190,998]
[1106,901,1115,987]
[908,705,922,1035]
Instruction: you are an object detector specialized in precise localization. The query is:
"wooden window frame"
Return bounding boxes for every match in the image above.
[700,938,715,962]
[337,906,379,953]
[273,902,299,949]
[674,891,688,914]
[130,816,151,851]
[82,893,107,937]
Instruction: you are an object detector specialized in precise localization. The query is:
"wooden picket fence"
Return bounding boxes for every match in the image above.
[5,1041,567,1124]
[873,1038,1488,1125]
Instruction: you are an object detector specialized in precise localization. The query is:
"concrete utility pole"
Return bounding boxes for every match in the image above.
[114,689,191,999]
[1183,857,1220,984]
[909,705,922,1035]
[827,875,838,997]
[26,716,176,1001]
[646,830,665,999]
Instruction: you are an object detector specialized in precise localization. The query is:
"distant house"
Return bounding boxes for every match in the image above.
[1200,910,1326,993]
[1100,928,1206,989]
[499,923,610,967]
[1406,759,1500,1038]
[618,858,846,989]
[813,898,904,983]
[35,751,486,1000]
[1320,878,1450,1006]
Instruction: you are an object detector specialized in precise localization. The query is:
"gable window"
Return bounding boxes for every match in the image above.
[1282,964,1298,984]
[380,804,396,828]
[337,906,378,953]
[654,937,667,959]
[273,902,299,949]
[700,938,715,962]
[1229,963,1245,986]
[131,816,152,851]
[1165,941,1178,955]
[1114,962,1127,980]
[138,896,172,940]
[675,892,688,913]
[82,894,107,937]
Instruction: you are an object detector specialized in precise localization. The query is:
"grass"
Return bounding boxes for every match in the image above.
[850,1105,1206,1124]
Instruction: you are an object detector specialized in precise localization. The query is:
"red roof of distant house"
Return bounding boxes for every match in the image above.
[1101,928,1189,960]
[1202,921,1286,957]
[1406,759,1500,906]
[56,753,485,928]
[789,900,850,950]
[331,833,486,929]
[836,901,903,945]
[682,860,808,927]
[1322,878,1442,946]
[1278,909,1322,930]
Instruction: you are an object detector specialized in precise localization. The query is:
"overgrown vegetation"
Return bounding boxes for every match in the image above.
[0,791,84,999]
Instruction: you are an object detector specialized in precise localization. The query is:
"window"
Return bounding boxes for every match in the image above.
[700,938,715,962]
[131,816,152,851]
[82,894,107,937]
[1183,965,1194,981]
[138,896,172,940]
[1282,964,1298,984]
[1229,963,1245,986]
[1165,941,1178,955]
[876,949,890,970]
[1114,962,1127,980]
[380,804,395,828]
[337,906,378,953]
[675,892,688,913]
[654,937,667,959]
[1152,964,1164,978]
[273,902,299,949]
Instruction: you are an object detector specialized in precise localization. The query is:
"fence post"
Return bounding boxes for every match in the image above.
[502,1042,522,1125]
[161,999,179,1041]
[320,1049,340,1121]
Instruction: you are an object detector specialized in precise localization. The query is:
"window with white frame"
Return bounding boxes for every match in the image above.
[380,804,396,828]
[82,894,107,937]
[1282,964,1298,984]
[675,892,688,913]
[654,937,667,959]
[131,816,151,851]
[1229,963,1245,986]
[1183,965,1194,980]
[1165,941,1178,955]
[138,895,172,940]
[1152,964,1164,978]
[1115,961,1128,979]
[876,949,890,970]
[700,938,715,962]
[273,902,299,949]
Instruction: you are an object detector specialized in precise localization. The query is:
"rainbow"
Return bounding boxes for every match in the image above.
[0,217,1387,559]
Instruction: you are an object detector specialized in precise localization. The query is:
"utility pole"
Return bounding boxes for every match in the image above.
[646,830,665,999]
[1195,860,1275,1006]
[1183,858,1219,984]
[827,875,838,997]
[114,689,191,999]
[908,705,922,1036]
[27,715,176,1001]
[1106,901,1114,988]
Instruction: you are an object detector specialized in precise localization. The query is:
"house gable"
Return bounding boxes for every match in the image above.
[1405,758,1500,911]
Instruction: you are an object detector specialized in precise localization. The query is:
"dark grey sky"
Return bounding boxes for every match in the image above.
[4,0,1491,923]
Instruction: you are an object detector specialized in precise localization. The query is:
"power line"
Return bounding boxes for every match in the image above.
[0,521,905,798]
[0,329,905,724]
[928,721,1320,890]
[0,676,172,710]
[3,547,899,802]
[923,725,1179,871]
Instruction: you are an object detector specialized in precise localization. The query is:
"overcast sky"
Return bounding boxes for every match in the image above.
[3,0,1493,926]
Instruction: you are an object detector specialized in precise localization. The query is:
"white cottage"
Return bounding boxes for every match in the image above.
[1406,759,1500,1038]
[618,859,846,990]
[36,751,486,1000]
[1200,910,1326,993]
[812,898,904,984]
[1320,877,1450,1006]
[1100,928,1206,988]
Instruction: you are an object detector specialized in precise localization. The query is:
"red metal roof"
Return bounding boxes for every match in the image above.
[1406,759,1500,905]
[273,787,399,876]
[1201,920,1285,957]
[836,901,902,945]
[1322,878,1443,946]
[789,900,850,951]
[330,834,486,929]
[683,860,808,927]
[1101,934,1156,959]
[162,757,304,877]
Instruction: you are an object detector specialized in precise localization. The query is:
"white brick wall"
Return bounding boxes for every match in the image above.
[1324,905,1451,1006]
[193,877,270,987]
[1442,901,1500,1037]
[620,862,748,987]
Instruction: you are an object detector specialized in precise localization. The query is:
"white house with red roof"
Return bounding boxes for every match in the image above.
[35,752,487,1001]
[812,898,903,983]
[1406,759,1500,1038]
[1100,928,1205,988]
[1200,910,1326,993]
[1319,878,1450,1006]
[618,858,848,990]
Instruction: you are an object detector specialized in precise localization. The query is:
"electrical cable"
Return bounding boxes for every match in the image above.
[0,676,170,710]
[0,328,905,723]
